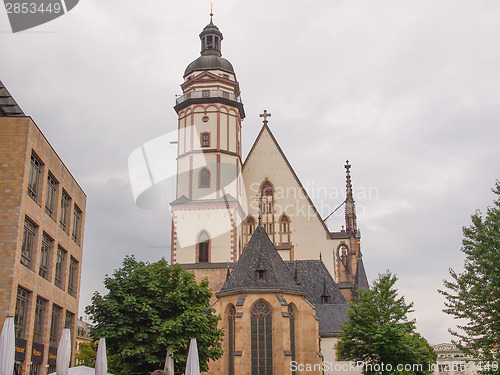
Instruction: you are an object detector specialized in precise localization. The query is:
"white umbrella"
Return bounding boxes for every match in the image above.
[56,328,71,375]
[164,347,174,375]
[0,316,15,375]
[48,365,114,375]
[184,338,200,375]
[95,338,108,375]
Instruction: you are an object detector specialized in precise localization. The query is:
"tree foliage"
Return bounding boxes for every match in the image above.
[440,181,500,374]
[85,256,223,375]
[75,341,97,368]
[338,271,436,375]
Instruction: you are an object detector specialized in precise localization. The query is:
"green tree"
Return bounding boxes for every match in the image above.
[85,256,223,375]
[440,181,500,375]
[75,341,97,367]
[338,271,436,375]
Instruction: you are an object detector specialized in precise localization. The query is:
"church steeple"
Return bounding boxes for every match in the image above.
[199,13,223,57]
[344,160,357,235]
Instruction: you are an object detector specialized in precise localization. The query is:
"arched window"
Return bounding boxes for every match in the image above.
[260,180,275,240]
[228,305,236,375]
[199,168,210,188]
[279,214,291,244]
[247,216,256,235]
[251,300,272,375]
[289,304,296,374]
[197,231,209,263]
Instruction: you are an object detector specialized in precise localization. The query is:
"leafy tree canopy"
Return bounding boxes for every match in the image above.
[338,271,436,375]
[440,181,500,375]
[85,256,223,375]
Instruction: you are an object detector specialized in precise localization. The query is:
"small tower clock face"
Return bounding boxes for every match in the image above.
[202,116,209,122]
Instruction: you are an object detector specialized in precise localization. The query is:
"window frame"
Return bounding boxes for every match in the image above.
[199,168,211,188]
[200,132,210,148]
[21,217,36,270]
[251,299,273,375]
[15,287,30,338]
[45,172,58,220]
[27,152,42,203]
[49,304,62,346]
[59,190,71,234]
[39,233,53,280]
[67,256,79,297]
[33,296,47,343]
[72,204,82,245]
[54,246,67,290]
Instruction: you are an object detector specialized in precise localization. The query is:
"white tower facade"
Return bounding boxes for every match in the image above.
[171,18,246,265]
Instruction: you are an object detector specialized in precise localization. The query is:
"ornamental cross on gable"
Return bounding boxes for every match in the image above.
[260,110,271,125]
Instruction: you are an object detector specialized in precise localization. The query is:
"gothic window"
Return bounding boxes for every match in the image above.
[201,132,210,147]
[199,168,210,188]
[251,300,273,375]
[289,304,296,373]
[338,244,349,269]
[247,216,256,235]
[197,231,210,263]
[228,305,236,375]
[279,214,291,244]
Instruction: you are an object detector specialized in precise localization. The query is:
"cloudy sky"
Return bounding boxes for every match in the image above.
[1,0,499,345]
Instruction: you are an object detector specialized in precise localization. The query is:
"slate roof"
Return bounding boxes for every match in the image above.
[170,193,238,205]
[284,260,346,305]
[216,225,304,297]
[353,258,369,298]
[0,81,25,117]
[315,304,350,337]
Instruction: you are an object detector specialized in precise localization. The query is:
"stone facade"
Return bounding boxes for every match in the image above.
[0,100,86,375]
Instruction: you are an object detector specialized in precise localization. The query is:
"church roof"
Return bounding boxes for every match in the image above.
[353,258,369,298]
[284,260,346,305]
[0,81,25,117]
[184,55,235,77]
[217,225,304,297]
[315,304,350,337]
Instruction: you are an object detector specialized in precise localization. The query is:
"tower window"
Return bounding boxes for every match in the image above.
[223,91,229,99]
[199,168,210,188]
[201,132,210,147]
[202,90,210,98]
[247,216,256,235]
[197,231,210,263]
[223,74,229,79]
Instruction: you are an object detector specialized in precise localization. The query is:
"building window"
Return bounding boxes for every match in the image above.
[28,152,42,202]
[50,305,62,346]
[279,215,291,244]
[55,246,67,289]
[33,296,47,343]
[289,305,296,373]
[72,205,82,245]
[223,91,230,99]
[15,287,29,338]
[45,173,58,220]
[228,305,236,375]
[68,257,79,297]
[223,74,229,79]
[438,364,450,373]
[199,168,210,188]
[202,90,210,98]
[65,311,75,331]
[201,132,210,147]
[247,216,256,235]
[60,190,71,233]
[251,300,273,375]
[30,364,40,375]
[21,217,36,270]
[197,231,209,263]
[39,233,52,280]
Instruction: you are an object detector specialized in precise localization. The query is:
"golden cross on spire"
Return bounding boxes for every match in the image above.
[259,110,271,125]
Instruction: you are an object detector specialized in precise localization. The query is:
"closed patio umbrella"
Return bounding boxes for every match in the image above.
[164,347,174,375]
[0,316,15,375]
[184,339,199,375]
[95,338,107,375]
[56,328,71,375]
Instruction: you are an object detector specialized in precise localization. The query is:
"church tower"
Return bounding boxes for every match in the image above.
[171,15,246,266]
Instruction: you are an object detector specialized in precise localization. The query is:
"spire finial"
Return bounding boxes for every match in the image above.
[259,110,272,126]
[210,3,214,22]
[344,160,357,234]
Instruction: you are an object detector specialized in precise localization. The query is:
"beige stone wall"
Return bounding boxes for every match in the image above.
[207,292,322,375]
[242,127,340,279]
[0,117,86,375]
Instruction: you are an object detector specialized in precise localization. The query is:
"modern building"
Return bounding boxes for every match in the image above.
[168,16,369,375]
[0,81,86,375]
[433,344,479,375]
